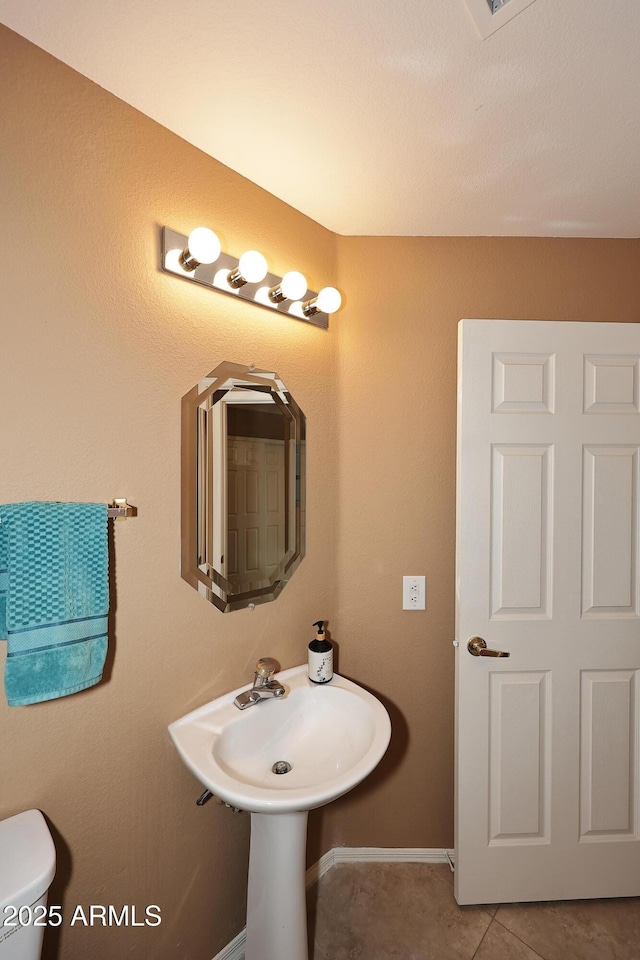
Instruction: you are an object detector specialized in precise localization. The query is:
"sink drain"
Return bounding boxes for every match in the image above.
[272,760,292,775]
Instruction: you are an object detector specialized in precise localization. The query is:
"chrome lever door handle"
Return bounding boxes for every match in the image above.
[467,637,510,658]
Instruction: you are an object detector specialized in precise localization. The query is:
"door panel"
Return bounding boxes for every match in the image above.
[583,355,639,414]
[455,320,640,905]
[488,671,551,844]
[490,444,553,618]
[582,445,639,616]
[579,669,639,841]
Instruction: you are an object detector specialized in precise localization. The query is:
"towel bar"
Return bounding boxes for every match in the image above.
[0,500,136,522]
[107,499,136,520]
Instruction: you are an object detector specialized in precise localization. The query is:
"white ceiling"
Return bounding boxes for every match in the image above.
[2,0,639,237]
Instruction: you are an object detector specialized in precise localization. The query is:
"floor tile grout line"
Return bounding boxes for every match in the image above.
[469,916,495,960]
[490,913,550,960]
[479,903,497,919]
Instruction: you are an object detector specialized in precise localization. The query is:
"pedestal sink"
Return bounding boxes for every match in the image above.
[168,665,391,960]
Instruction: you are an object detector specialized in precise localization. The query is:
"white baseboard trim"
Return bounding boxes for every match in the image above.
[211,926,246,960]
[211,847,453,960]
[306,845,454,886]
[332,846,454,865]
[305,848,335,889]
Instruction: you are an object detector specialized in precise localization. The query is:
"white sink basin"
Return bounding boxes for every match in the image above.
[168,665,391,814]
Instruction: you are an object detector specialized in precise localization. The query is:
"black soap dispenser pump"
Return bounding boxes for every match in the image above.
[308,620,333,684]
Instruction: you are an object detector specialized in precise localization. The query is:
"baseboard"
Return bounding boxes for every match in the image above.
[211,847,453,959]
[211,926,246,960]
[332,846,454,866]
[305,847,335,889]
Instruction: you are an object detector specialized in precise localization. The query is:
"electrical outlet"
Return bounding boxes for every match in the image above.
[403,575,426,610]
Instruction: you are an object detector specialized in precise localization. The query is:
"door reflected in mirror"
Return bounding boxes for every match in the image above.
[181,362,306,612]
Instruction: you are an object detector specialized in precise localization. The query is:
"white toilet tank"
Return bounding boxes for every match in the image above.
[0,811,56,960]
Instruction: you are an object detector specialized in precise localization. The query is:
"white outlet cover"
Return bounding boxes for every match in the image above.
[403,576,426,610]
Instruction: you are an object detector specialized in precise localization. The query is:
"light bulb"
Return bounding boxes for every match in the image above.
[228,250,268,287]
[239,251,268,283]
[180,227,221,271]
[280,271,308,300]
[316,286,342,314]
[188,227,220,264]
[268,270,308,304]
[302,285,342,317]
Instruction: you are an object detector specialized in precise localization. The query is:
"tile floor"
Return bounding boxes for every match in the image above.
[308,862,640,960]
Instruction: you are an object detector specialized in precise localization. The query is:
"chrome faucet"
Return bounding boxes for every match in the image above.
[233,658,286,710]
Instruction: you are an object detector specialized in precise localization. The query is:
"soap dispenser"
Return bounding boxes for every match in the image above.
[308,620,333,684]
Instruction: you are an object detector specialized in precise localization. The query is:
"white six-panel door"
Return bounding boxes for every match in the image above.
[455,320,640,905]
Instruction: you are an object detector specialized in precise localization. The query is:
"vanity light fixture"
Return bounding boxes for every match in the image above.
[302,286,342,317]
[161,225,342,329]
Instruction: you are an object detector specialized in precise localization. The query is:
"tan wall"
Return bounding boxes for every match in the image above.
[2,22,640,960]
[0,25,338,960]
[326,236,640,850]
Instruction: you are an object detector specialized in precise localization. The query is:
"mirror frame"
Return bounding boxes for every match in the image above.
[181,362,306,612]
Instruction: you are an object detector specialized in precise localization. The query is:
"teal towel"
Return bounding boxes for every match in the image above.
[0,502,109,706]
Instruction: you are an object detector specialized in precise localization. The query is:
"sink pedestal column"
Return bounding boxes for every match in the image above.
[245,810,309,960]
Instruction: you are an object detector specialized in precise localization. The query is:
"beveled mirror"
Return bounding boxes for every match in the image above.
[181,362,306,612]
